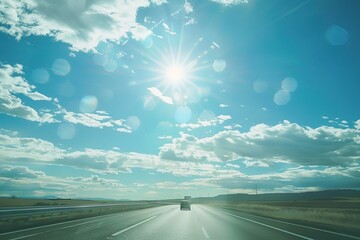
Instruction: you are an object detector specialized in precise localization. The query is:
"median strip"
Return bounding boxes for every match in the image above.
[111,216,157,237]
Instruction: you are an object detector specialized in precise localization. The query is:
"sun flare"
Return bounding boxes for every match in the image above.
[165,65,185,84]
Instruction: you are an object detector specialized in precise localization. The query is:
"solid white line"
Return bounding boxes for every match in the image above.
[0,213,108,236]
[201,226,210,239]
[111,216,157,237]
[8,233,39,240]
[223,209,360,240]
[216,209,314,240]
[0,205,171,237]
[6,218,107,240]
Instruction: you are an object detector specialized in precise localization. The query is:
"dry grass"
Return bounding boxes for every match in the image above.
[0,198,116,207]
[0,200,170,233]
[206,200,360,233]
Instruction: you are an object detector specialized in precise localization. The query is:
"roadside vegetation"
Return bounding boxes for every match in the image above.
[203,198,360,234]
[0,198,175,233]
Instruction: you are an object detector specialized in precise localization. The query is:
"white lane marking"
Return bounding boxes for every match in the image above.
[0,213,108,236]
[216,209,314,240]
[111,216,157,237]
[222,209,360,240]
[201,226,210,239]
[0,205,171,237]
[6,218,107,240]
[9,233,39,240]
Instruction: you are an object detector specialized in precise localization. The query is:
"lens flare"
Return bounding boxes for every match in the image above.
[165,65,185,83]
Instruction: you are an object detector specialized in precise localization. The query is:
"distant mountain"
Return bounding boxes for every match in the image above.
[194,189,360,202]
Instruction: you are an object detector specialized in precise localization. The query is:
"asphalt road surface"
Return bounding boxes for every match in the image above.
[1,204,359,240]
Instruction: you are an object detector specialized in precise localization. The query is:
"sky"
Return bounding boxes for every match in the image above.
[0,0,359,200]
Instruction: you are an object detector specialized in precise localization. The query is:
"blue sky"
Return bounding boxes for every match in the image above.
[0,0,359,200]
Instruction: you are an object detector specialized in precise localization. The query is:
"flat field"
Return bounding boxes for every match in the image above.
[204,198,360,234]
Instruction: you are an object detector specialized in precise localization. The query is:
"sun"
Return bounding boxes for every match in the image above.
[165,65,186,84]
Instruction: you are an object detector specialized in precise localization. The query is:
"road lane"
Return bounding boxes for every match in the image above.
[0,206,175,240]
[1,204,359,240]
[114,204,312,240]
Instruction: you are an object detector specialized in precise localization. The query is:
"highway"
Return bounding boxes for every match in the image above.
[1,204,359,240]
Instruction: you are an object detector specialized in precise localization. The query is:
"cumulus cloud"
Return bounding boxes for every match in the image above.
[0,0,154,52]
[0,131,64,161]
[147,87,174,105]
[204,165,360,193]
[0,129,241,177]
[0,63,56,123]
[0,165,131,198]
[161,121,360,166]
[60,149,131,174]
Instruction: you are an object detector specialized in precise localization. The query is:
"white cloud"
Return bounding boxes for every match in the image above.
[150,0,167,5]
[162,121,360,166]
[0,0,154,52]
[219,104,228,108]
[211,0,249,6]
[152,181,195,190]
[0,165,132,198]
[59,149,131,174]
[0,165,45,179]
[176,115,231,130]
[55,106,132,132]
[158,135,173,140]
[0,63,56,123]
[355,120,360,130]
[147,87,174,105]
[63,111,114,128]
[184,1,194,14]
[226,163,240,169]
[1,122,360,196]
[0,131,64,162]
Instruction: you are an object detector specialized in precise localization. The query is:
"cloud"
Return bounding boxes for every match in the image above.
[0,64,56,123]
[0,165,45,179]
[68,175,124,187]
[0,0,154,52]
[2,119,359,181]
[176,115,231,130]
[219,104,228,108]
[151,0,167,5]
[184,1,193,14]
[161,120,360,166]
[0,165,131,198]
[60,149,131,174]
[63,111,114,128]
[160,132,223,162]
[0,130,235,177]
[55,106,132,132]
[0,131,64,161]
[204,165,360,193]
[147,87,174,105]
[211,0,249,6]
[152,181,195,190]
